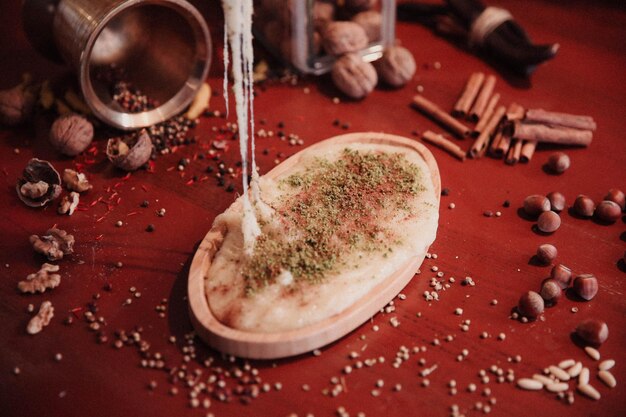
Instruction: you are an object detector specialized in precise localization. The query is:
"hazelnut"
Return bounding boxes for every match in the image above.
[546,191,566,212]
[523,194,550,217]
[322,21,368,56]
[604,188,625,211]
[375,46,416,88]
[16,158,62,207]
[0,77,36,126]
[353,10,382,42]
[573,194,595,217]
[537,211,561,233]
[540,279,562,306]
[518,291,544,319]
[550,264,572,289]
[575,319,608,346]
[106,129,153,171]
[331,53,377,99]
[573,274,598,301]
[546,152,570,174]
[594,200,621,223]
[536,243,557,265]
[49,114,94,156]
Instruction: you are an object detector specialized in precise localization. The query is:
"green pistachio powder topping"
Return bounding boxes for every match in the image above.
[242,148,425,295]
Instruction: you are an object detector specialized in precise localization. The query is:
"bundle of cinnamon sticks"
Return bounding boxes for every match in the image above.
[411,72,596,164]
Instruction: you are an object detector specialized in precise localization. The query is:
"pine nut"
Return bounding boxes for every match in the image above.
[598,370,616,388]
[549,365,570,381]
[578,368,590,386]
[584,346,600,361]
[577,383,601,400]
[517,378,543,390]
[598,359,615,371]
[546,382,569,393]
[567,362,582,377]
[558,359,575,369]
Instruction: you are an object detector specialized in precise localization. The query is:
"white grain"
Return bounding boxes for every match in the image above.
[598,370,616,388]
[558,359,575,369]
[517,378,543,390]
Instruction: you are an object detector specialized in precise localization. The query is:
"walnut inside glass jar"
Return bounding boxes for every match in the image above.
[331,53,377,99]
[322,21,368,56]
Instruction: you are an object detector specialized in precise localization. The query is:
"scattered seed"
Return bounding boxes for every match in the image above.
[13,367,20,375]
[532,374,554,386]
[54,353,63,362]
[568,362,583,377]
[497,333,506,341]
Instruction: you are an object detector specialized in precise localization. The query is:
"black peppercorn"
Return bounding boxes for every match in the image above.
[146,224,155,232]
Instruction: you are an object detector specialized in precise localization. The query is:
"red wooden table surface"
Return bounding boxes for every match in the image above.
[1,1,624,416]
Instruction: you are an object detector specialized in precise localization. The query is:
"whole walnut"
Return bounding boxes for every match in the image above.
[375,46,416,88]
[353,10,382,42]
[0,83,36,126]
[331,53,378,99]
[322,22,368,56]
[49,114,94,156]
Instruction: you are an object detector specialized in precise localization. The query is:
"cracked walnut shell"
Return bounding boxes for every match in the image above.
[107,129,153,171]
[331,53,377,99]
[16,158,62,207]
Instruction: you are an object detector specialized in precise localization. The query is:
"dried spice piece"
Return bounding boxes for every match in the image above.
[0,74,36,126]
[30,228,75,261]
[18,263,61,294]
[375,46,416,88]
[49,114,94,156]
[107,129,153,171]
[62,169,92,192]
[16,159,62,207]
[27,301,54,335]
[58,192,79,215]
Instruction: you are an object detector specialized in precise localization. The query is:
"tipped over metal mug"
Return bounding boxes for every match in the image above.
[23,0,211,130]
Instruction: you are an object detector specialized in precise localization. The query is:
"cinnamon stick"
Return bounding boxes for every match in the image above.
[473,93,500,137]
[469,105,506,158]
[519,140,537,163]
[513,122,593,146]
[495,132,512,158]
[505,139,522,165]
[488,129,504,157]
[421,130,467,161]
[469,75,496,122]
[413,95,471,138]
[453,72,484,117]
[506,102,525,121]
[525,109,596,131]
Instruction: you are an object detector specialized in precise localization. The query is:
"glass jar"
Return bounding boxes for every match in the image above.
[253,0,396,75]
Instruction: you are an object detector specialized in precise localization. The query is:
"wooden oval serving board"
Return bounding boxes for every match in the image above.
[188,132,441,359]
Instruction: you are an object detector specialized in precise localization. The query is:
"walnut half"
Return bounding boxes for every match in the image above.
[18,263,61,294]
[27,301,54,335]
[30,228,75,261]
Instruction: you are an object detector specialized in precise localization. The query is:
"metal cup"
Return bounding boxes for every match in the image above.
[22,0,211,130]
